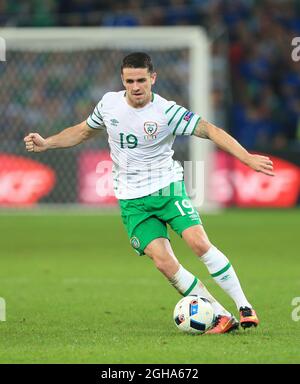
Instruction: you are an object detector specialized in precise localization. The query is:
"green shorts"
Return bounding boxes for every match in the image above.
[119,181,202,255]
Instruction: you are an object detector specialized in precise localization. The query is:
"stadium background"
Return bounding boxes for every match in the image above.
[0,0,299,207]
[0,0,300,365]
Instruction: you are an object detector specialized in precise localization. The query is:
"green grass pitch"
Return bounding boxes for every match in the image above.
[0,209,299,364]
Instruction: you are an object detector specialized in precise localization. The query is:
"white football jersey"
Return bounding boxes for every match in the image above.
[86,91,201,199]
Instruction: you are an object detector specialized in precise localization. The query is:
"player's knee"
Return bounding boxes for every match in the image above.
[153,254,179,276]
[154,257,171,273]
[190,237,211,257]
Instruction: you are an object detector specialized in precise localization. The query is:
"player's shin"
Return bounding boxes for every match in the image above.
[200,245,252,310]
[169,264,231,317]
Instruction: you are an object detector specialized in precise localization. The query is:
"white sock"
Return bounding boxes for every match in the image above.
[169,264,231,317]
[200,245,252,310]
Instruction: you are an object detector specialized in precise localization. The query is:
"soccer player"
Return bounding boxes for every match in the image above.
[24,52,274,334]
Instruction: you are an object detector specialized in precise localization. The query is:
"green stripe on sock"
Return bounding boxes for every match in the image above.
[183,277,198,296]
[211,262,231,278]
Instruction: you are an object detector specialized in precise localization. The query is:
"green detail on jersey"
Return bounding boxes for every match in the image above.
[173,110,188,135]
[191,116,201,136]
[151,93,155,102]
[90,116,101,125]
[127,134,138,148]
[211,263,231,278]
[119,133,138,149]
[183,277,198,296]
[86,119,95,129]
[95,105,103,118]
[120,133,125,148]
[165,104,176,114]
[167,106,183,126]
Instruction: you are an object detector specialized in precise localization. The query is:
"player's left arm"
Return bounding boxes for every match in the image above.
[193,119,275,176]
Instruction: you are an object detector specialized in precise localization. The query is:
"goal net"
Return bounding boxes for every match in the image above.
[0,27,216,210]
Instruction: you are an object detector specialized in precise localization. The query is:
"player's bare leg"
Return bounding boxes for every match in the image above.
[144,237,234,322]
[182,225,259,329]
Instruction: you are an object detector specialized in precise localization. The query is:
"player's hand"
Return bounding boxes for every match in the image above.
[24,133,48,153]
[245,154,275,176]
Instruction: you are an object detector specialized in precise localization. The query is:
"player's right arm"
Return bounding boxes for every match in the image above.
[24,120,100,153]
[164,100,274,177]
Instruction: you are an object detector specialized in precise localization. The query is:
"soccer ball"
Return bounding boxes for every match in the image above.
[173,295,215,334]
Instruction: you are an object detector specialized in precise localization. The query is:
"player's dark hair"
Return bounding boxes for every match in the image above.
[121,52,154,73]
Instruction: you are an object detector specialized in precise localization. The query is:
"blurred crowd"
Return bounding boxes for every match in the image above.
[0,49,191,145]
[1,0,300,149]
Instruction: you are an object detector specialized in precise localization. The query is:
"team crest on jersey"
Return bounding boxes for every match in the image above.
[144,121,158,140]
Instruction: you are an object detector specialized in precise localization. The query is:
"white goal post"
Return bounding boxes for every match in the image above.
[0,27,217,210]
